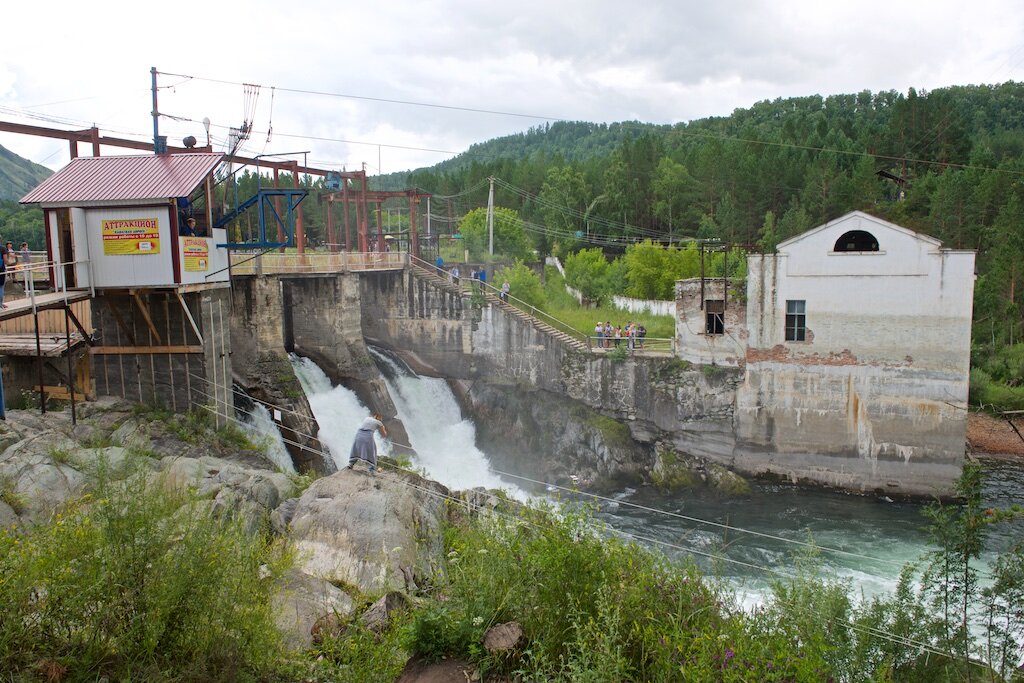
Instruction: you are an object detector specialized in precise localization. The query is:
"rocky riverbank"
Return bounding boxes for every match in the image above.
[0,399,508,681]
[967,411,1024,458]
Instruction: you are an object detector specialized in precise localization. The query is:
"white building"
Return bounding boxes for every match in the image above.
[676,211,976,496]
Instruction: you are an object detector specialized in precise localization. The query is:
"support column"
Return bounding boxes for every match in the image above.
[342,180,351,252]
[292,161,306,254]
[357,171,370,253]
[326,195,336,253]
[375,201,384,253]
[409,193,419,258]
[274,168,285,253]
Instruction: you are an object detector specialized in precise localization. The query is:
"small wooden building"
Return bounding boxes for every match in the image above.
[19,152,233,419]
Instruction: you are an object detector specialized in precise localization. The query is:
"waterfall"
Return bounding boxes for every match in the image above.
[368,347,526,497]
[288,350,526,498]
[240,401,296,474]
[233,383,296,474]
[290,354,390,471]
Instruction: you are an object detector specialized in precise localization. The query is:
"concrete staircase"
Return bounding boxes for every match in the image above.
[409,262,589,353]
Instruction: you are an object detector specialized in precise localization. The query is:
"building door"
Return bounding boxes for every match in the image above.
[56,209,77,288]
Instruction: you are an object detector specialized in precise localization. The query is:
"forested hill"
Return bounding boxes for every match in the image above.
[372,120,666,190]
[386,82,1024,395]
[0,144,51,201]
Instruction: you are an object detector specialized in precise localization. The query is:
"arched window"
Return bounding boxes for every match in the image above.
[833,230,879,252]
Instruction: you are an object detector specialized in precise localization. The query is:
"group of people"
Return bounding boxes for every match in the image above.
[0,241,32,310]
[433,257,512,300]
[594,320,647,350]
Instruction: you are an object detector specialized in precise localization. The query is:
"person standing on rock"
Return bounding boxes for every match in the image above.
[348,413,388,472]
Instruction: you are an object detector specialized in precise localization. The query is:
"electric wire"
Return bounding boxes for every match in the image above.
[152,68,1024,178]
[184,370,907,571]
[186,390,968,664]
[179,371,984,664]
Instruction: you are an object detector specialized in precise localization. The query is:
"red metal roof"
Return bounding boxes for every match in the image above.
[20,152,223,205]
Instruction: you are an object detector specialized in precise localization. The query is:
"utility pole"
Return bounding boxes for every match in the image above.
[150,66,161,154]
[426,196,431,236]
[487,176,495,256]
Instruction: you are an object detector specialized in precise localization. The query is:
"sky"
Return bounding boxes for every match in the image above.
[2,0,1023,176]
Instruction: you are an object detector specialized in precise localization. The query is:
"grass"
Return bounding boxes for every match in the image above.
[1,463,1017,681]
[0,471,291,681]
[540,267,676,341]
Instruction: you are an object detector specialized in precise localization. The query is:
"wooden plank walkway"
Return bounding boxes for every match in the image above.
[0,290,92,322]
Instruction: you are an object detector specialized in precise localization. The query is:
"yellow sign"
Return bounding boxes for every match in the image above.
[183,237,209,272]
[102,218,160,255]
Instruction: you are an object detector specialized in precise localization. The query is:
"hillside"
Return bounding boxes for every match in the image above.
[372,120,665,190]
[0,144,51,201]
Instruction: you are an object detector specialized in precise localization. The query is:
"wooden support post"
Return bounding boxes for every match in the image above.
[130,291,163,345]
[175,292,204,345]
[65,306,76,424]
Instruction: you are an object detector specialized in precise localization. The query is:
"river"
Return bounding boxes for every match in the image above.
[289,351,1024,606]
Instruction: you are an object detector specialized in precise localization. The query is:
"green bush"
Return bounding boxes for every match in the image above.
[970,367,1024,410]
[494,261,546,310]
[0,471,290,681]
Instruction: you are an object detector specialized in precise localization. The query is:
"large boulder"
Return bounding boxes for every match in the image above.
[288,466,450,593]
[272,568,354,651]
[158,455,294,531]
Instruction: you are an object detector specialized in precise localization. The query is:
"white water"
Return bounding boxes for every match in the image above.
[285,350,1024,618]
[240,401,296,474]
[369,348,527,498]
[290,354,389,470]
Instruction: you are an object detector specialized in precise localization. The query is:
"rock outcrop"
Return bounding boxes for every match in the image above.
[288,462,450,593]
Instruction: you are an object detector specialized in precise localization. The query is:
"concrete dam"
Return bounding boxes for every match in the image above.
[227,260,966,499]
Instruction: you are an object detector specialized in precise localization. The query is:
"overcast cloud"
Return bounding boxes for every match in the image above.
[1,0,1022,175]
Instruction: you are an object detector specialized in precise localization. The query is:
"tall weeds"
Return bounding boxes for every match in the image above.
[0,470,289,682]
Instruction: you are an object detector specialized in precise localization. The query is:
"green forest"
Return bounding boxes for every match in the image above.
[5,82,1024,405]
[400,83,1024,408]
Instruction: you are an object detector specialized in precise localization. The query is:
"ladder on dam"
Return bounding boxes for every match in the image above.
[409,260,589,353]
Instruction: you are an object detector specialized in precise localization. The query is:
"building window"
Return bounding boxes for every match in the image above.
[833,230,879,252]
[705,299,725,335]
[785,300,806,341]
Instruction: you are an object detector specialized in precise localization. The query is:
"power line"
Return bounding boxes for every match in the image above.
[185,370,906,571]
[182,373,984,665]
[157,70,563,123]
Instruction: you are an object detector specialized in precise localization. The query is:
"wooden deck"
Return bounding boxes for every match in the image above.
[0,332,89,357]
[0,290,92,323]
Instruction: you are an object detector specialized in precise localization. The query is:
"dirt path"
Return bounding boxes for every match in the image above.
[967,412,1024,460]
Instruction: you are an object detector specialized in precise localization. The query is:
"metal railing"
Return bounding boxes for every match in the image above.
[228,250,408,275]
[409,255,589,347]
[3,257,94,310]
[586,335,675,354]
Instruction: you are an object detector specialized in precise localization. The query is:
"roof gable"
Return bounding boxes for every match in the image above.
[775,211,943,251]
[20,153,223,206]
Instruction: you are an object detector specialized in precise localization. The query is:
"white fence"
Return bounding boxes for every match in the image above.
[546,256,676,316]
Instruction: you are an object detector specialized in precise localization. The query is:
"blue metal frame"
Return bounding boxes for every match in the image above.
[214,188,307,249]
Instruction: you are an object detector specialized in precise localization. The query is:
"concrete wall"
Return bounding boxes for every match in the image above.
[359,269,567,393]
[675,278,748,367]
[230,276,324,472]
[735,213,976,496]
[359,269,739,466]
